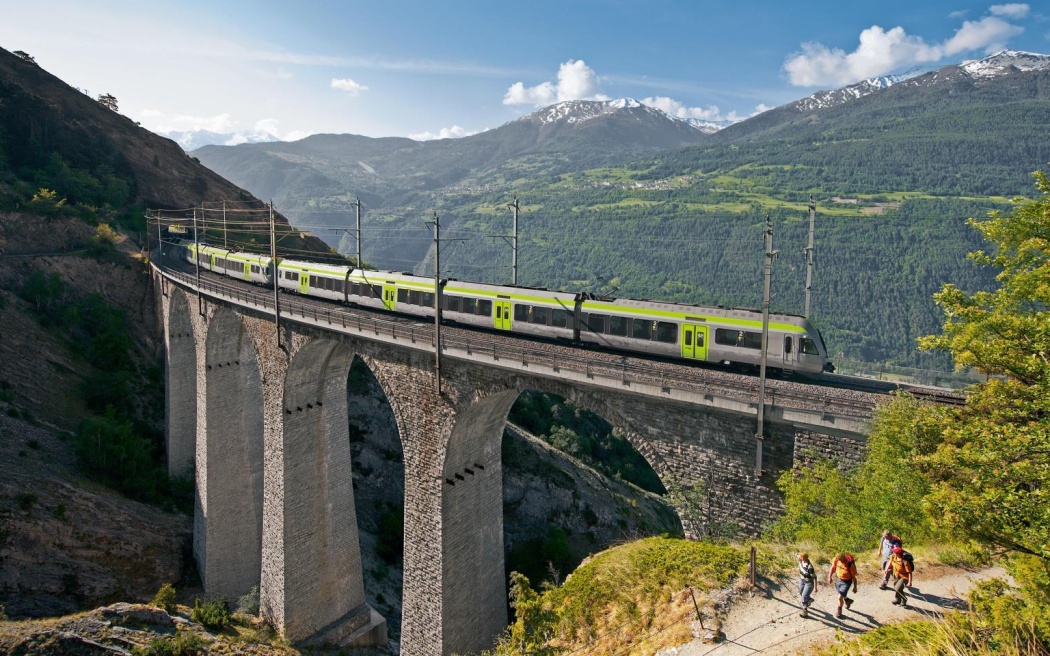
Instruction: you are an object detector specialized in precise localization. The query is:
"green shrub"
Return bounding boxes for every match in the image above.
[191,596,230,631]
[16,492,37,513]
[151,582,177,613]
[131,630,205,656]
[234,586,259,616]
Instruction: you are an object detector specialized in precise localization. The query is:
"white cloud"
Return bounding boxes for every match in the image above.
[140,109,237,133]
[989,3,1029,19]
[783,10,1026,87]
[640,96,724,121]
[331,77,368,94]
[503,59,609,106]
[944,16,1023,54]
[408,125,478,141]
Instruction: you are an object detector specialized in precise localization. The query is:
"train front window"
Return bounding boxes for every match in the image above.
[801,337,819,355]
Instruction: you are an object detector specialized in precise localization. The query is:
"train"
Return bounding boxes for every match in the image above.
[176,241,834,375]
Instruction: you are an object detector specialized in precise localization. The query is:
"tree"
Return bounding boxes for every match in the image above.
[917,171,1050,559]
[97,93,118,112]
[13,50,36,64]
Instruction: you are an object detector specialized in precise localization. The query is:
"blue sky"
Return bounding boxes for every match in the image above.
[1,1,1047,143]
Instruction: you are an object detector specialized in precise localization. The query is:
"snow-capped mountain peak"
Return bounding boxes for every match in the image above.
[793,74,912,112]
[959,50,1050,78]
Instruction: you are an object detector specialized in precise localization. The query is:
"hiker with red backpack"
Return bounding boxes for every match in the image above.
[886,546,915,605]
[828,553,858,619]
[877,530,902,589]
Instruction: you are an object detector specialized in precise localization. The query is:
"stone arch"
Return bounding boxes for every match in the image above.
[279,338,380,644]
[165,289,197,477]
[200,307,264,600]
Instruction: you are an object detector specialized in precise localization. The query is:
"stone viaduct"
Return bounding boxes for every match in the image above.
[154,261,875,655]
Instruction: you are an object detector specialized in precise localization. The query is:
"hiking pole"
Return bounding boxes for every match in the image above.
[688,587,705,629]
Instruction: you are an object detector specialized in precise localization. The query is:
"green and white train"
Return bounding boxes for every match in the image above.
[181,242,834,375]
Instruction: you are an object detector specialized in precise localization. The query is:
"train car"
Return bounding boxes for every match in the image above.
[182,243,274,285]
[441,280,578,341]
[578,297,832,374]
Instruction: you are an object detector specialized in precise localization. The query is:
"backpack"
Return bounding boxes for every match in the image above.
[835,554,856,580]
[900,550,915,573]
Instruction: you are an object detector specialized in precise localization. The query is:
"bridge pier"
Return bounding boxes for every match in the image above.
[264,336,386,645]
[362,349,511,656]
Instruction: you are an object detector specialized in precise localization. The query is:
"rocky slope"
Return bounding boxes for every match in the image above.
[0,412,190,618]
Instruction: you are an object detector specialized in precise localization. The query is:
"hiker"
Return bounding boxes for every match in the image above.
[886,546,914,606]
[877,530,901,589]
[828,552,858,619]
[797,553,817,618]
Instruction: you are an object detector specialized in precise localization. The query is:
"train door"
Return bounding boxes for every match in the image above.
[243,262,251,281]
[681,324,709,361]
[494,300,512,330]
[209,254,216,271]
[299,272,309,294]
[382,285,397,311]
[783,335,796,368]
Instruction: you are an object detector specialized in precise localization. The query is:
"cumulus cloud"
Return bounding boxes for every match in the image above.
[638,96,770,125]
[989,3,1029,19]
[331,77,368,94]
[783,8,1026,87]
[503,59,609,106]
[408,125,478,141]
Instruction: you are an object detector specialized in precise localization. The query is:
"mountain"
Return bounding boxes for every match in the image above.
[191,51,1049,373]
[161,128,281,151]
[192,98,709,209]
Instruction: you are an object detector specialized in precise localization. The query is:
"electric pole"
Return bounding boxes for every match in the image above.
[804,195,815,318]
[354,197,362,269]
[193,206,203,316]
[509,196,519,285]
[223,201,228,250]
[755,216,777,476]
[425,211,444,395]
[270,201,282,349]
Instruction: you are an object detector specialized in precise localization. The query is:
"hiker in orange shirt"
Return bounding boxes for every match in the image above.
[828,553,858,619]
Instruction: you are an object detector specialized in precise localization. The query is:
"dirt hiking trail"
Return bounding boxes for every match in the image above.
[661,565,1007,656]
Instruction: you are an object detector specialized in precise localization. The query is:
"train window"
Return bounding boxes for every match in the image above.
[631,319,653,340]
[447,296,462,312]
[785,336,793,354]
[551,309,570,328]
[334,280,344,293]
[478,299,492,315]
[463,297,477,314]
[656,322,677,343]
[715,328,763,349]
[531,306,549,324]
[697,333,705,347]
[515,304,529,322]
[398,289,409,303]
[583,314,607,333]
[801,338,819,355]
[410,290,422,305]
[608,315,628,336]
[370,285,383,298]
[421,292,435,306]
